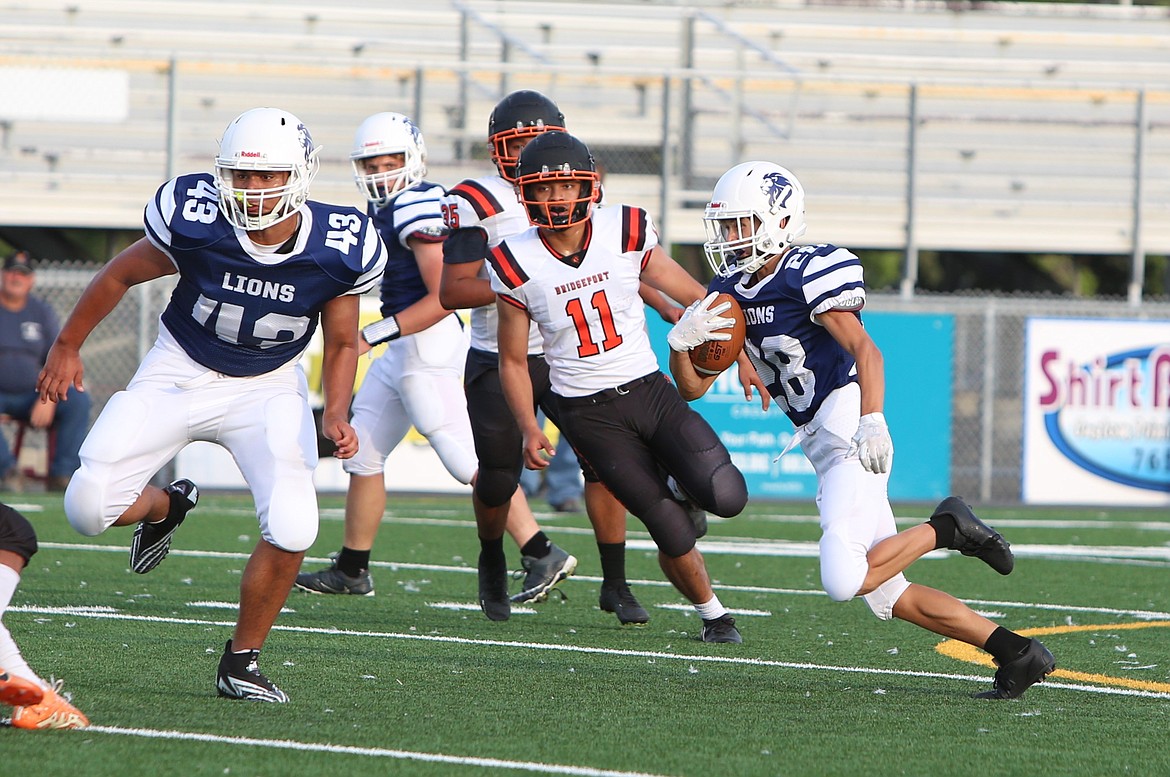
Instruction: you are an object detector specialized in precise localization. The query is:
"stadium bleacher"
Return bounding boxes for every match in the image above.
[1,0,1168,253]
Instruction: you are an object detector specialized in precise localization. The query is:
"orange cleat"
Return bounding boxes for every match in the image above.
[11,678,89,730]
[0,667,44,707]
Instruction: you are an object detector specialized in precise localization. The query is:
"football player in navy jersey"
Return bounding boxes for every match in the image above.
[36,107,388,703]
[295,113,480,597]
[670,161,1055,697]
[492,131,751,643]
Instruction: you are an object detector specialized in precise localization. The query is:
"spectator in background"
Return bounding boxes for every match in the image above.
[0,251,91,492]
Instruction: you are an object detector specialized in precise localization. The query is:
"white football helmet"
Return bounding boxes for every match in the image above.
[214,107,320,231]
[350,112,427,209]
[703,161,807,277]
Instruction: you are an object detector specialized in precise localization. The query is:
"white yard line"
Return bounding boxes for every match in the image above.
[10,605,1170,701]
[81,726,675,777]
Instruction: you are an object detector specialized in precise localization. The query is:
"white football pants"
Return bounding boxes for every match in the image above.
[343,313,477,484]
[65,326,320,552]
[798,381,910,620]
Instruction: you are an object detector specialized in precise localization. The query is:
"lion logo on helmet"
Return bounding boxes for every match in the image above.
[761,171,794,213]
[406,118,423,147]
[296,123,315,163]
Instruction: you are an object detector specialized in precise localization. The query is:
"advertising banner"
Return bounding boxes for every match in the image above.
[1023,318,1170,505]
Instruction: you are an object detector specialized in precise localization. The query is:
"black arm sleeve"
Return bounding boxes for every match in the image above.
[442,227,489,265]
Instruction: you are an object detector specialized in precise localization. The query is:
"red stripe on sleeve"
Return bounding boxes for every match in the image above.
[486,243,529,290]
[451,181,503,220]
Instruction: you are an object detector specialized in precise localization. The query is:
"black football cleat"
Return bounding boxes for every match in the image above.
[478,551,510,622]
[599,582,650,625]
[699,614,742,643]
[932,496,1014,575]
[295,557,374,596]
[975,639,1055,700]
[129,479,199,574]
[216,641,289,703]
[510,543,577,604]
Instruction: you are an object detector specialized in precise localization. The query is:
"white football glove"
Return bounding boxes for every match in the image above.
[848,412,893,474]
[667,291,735,353]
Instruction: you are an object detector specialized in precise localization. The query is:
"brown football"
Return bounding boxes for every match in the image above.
[688,293,747,376]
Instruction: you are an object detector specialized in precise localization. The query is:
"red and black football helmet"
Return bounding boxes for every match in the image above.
[487,90,566,182]
[514,131,600,230]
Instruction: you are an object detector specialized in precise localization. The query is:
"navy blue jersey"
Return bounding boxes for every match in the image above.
[710,243,865,426]
[371,180,447,318]
[147,173,387,377]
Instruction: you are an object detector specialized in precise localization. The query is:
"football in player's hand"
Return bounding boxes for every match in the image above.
[688,293,746,376]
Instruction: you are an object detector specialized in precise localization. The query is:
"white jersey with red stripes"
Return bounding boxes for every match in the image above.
[488,204,659,397]
[440,173,542,354]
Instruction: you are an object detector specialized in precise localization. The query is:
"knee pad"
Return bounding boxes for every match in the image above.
[261,476,318,552]
[426,429,477,485]
[63,467,123,537]
[862,574,911,621]
[0,505,38,561]
[819,530,868,603]
[640,497,696,559]
[342,419,388,476]
[707,460,748,518]
[474,466,519,508]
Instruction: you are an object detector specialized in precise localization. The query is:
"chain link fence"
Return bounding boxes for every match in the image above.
[20,265,1169,504]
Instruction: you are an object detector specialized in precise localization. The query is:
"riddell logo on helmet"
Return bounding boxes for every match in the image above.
[239,151,263,158]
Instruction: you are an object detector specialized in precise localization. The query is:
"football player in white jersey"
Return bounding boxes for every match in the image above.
[36,108,387,703]
[492,131,749,643]
[0,503,88,728]
[441,91,629,623]
[295,112,480,597]
[671,161,1056,696]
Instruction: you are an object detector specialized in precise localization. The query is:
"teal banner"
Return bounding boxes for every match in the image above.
[648,311,953,501]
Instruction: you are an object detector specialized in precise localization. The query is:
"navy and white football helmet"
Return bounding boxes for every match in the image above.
[350,112,427,209]
[703,161,807,277]
[214,107,320,231]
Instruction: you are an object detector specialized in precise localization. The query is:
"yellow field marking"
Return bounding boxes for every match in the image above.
[937,621,1170,694]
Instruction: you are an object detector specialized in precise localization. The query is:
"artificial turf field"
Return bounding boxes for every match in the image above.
[2,490,1169,776]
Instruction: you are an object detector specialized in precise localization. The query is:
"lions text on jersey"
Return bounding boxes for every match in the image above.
[488,205,658,397]
[370,180,447,318]
[146,173,386,377]
[440,174,543,354]
[710,243,865,426]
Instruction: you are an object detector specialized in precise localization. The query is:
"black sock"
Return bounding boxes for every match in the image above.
[983,626,1032,665]
[336,547,370,578]
[597,542,627,586]
[520,531,552,559]
[926,513,956,550]
[479,536,506,570]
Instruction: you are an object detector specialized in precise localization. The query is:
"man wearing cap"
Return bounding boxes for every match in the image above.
[0,251,90,491]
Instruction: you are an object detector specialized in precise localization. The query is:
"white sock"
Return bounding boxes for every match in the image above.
[694,594,727,621]
[0,564,45,688]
